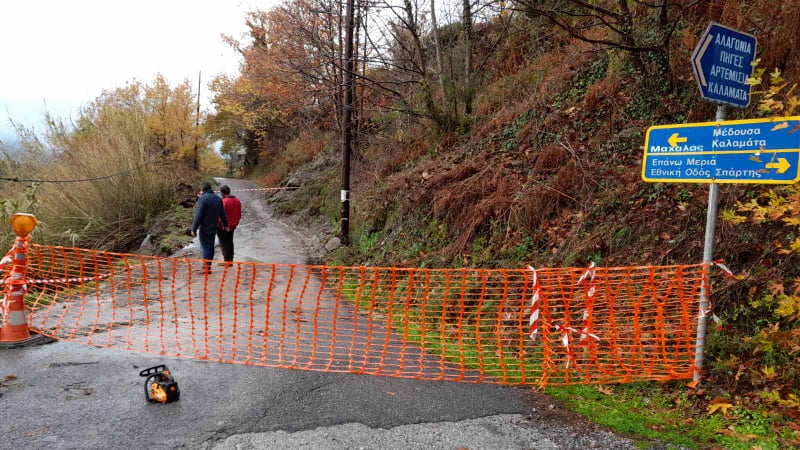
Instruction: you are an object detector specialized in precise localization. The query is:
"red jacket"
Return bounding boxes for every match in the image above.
[220,195,242,230]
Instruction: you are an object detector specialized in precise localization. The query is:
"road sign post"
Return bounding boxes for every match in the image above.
[694,105,725,385]
[657,23,763,384]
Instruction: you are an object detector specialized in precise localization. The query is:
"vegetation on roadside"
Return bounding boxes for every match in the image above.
[142,202,196,256]
[221,1,800,448]
[0,76,222,252]
[2,0,800,448]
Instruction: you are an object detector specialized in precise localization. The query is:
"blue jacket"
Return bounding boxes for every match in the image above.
[192,190,228,234]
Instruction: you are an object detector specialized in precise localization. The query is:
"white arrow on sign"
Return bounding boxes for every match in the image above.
[693,32,714,87]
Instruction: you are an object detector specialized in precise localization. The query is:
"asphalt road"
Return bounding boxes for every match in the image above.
[0,178,639,450]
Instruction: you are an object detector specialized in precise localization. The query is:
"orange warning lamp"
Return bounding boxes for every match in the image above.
[10,213,37,237]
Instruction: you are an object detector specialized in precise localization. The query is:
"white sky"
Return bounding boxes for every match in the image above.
[0,0,278,142]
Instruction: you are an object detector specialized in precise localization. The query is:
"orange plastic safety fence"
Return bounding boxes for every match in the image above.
[20,244,710,386]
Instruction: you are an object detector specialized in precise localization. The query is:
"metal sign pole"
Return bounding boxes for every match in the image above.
[693,104,726,383]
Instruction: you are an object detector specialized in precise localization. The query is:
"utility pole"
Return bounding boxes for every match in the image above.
[194,71,201,170]
[340,0,356,245]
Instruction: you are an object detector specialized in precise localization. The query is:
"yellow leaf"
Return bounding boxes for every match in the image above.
[708,402,735,415]
[770,68,783,84]
[782,217,800,227]
[768,83,787,95]
[746,77,762,86]
[751,207,767,224]
[758,98,777,112]
[776,295,800,321]
[771,122,790,131]
[747,66,765,86]
[743,198,761,211]
[722,209,747,225]
[787,95,800,117]
[759,366,777,380]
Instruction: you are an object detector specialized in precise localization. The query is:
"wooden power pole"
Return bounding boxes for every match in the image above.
[340,0,356,245]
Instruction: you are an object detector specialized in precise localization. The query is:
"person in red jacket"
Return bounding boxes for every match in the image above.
[216,185,242,263]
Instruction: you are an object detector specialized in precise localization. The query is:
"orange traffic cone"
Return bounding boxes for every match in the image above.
[0,214,38,345]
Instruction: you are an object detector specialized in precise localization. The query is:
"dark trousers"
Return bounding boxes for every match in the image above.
[198,231,216,262]
[217,228,235,262]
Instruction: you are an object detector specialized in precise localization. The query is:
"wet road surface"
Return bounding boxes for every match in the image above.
[0,178,639,449]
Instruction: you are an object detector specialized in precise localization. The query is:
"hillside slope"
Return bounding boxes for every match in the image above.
[259,10,800,448]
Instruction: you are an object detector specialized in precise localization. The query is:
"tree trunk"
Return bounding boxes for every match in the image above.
[462,0,474,116]
[656,0,667,26]
[402,0,449,130]
[430,0,446,101]
[242,130,259,172]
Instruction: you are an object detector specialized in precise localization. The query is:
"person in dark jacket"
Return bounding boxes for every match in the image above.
[216,185,242,263]
[191,182,228,273]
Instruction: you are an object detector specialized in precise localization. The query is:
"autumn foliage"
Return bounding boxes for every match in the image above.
[206,0,800,445]
[0,75,206,250]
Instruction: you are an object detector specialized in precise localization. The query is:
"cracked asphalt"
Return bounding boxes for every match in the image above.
[0,178,641,450]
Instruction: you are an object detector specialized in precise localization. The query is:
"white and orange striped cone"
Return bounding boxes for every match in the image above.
[1,235,32,343]
[1,214,46,347]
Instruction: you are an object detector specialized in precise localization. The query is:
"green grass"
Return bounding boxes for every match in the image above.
[157,209,194,255]
[334,275,792,449]
[547,383,702,447]
[546,383,787,449]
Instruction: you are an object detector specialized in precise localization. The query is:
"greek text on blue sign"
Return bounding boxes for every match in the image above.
[691,22,757,108]
[642,117,800,184]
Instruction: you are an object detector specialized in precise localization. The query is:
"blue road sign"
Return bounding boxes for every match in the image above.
[642,117,800,184]
[691,22,757,108]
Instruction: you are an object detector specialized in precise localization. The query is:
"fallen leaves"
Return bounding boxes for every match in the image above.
[596,385,613,396]
[708,397,735,416]
[1,375,18,388]
[717,426,758,442]
[767,281,785,297]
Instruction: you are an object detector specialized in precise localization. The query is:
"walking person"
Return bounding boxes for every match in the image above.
[216,185,242,264]
[191,182,228,273]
